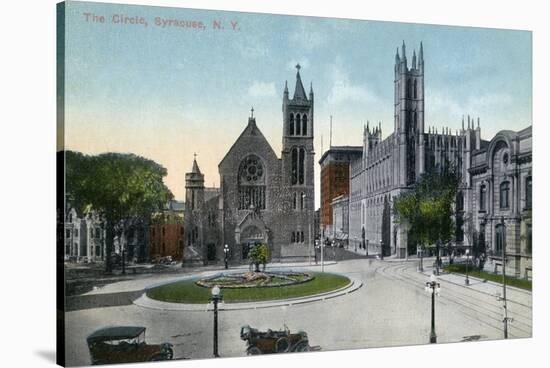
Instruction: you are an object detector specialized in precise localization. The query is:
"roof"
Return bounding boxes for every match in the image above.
[87,326,145,343]
[319,146,363,164]
[293,70,307,101]
[191,158,202,174]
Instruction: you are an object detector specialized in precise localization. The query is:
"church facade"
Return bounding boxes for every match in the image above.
[183,67,316,265]
[348,42,532,278]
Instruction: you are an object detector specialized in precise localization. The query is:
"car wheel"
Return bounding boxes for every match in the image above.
[247,346,262,355]
[293,342,310,352]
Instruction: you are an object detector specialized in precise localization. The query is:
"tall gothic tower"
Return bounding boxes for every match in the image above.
[281,65,315,243]
[183,156,205,265]
[395,41,425,186]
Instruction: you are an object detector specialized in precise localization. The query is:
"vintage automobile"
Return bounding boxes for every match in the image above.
[87,326,174,365]
[240,325,317,355]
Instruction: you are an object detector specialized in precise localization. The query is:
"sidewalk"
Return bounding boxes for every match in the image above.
[419,262,531,307]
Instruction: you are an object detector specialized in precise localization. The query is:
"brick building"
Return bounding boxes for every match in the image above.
[149,200,185,261]
[318,146,362,241]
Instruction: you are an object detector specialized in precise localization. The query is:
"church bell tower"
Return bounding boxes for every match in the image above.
[281,65,315,244]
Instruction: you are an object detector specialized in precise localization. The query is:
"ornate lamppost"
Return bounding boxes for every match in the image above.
[211,285,223,357]
[223,244,229,269]
[425,274,441,343]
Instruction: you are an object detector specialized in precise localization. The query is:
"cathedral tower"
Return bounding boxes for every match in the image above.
[281,65,315,248]
[395,41,425,186]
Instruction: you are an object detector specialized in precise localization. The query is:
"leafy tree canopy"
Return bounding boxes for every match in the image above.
[393,164,460,249]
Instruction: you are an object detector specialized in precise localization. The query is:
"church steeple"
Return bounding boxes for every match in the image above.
[293,64,307,101]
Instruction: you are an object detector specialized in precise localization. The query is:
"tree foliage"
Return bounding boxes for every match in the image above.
[248,243,269,271]
[65,151,173,272]
[393,164,461,251]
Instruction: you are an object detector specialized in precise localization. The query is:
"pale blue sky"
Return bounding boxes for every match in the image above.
[64,1,532,204]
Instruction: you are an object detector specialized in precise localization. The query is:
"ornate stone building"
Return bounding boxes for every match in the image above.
[348,42,532,278]
[183,66,316,264]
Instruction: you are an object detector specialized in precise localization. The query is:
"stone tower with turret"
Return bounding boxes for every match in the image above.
[183,156,205,265]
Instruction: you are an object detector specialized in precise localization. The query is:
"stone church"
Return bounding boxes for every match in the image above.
[183,66,316,265]
[348,42,532,278]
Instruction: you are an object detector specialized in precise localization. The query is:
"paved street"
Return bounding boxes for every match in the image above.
[65,258,532,366]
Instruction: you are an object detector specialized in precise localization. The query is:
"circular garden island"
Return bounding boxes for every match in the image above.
[146,271,351,304]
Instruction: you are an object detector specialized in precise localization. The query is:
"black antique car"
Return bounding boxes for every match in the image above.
[87,326,173,365]
[240,325,318,355]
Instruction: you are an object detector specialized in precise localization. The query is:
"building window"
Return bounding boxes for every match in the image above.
[302,114,307,135]
[291,148,298,185]
[289,113,294,136]
[298,148,305,185]
[238,155,266,210]
[526,223,532,255]
[296,114,301,135]
[162,227,166,236]
[500,181,510,209]
[526,176,532,209]
[413,79,417,99]
[291,232,295,243]
[300,192,304,210]
[293,193,297,210]
[66,229,70,239]
[479,183,487,211]
[456,191,464,212]
[495,223,505,254]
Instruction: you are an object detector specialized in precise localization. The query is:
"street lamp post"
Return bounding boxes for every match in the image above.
[354,236,358,252]
[425,274,441,344]
[500,216,510,339]
[379,239,384,260]
[211,285,223,357]
[465,249,470,285]
[223,244,229,269]
[302,193,312,265]
[366,239,369,257]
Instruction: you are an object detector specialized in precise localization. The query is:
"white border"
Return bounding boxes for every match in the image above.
[1,1,548,368]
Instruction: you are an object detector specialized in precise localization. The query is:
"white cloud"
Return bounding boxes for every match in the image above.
[289,19,326,51]
[247,81,277,98]
[326,62,381,105]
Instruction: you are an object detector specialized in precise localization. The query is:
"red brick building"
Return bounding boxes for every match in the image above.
[319,146,362,240]
[149,200,185,261]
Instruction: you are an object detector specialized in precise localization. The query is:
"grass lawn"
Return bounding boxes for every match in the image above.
[146,272,351,304]
[443,264,532,291]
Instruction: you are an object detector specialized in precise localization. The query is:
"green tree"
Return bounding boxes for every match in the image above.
[65,151,173,273]
[248,243,269,272]
[394,164,460,265]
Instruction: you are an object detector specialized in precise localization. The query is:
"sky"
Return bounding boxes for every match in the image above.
[63,1,532,206]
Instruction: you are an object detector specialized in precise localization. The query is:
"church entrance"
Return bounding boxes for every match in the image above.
[239,225,266,261]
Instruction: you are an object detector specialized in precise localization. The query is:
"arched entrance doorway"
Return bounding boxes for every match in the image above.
[239,225,266,260]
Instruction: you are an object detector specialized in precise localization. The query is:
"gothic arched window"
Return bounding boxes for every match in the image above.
[291,148,298,185]
[302,114,307,135]
[456,191,464,212]
[289,113,294,136]
[407,79,412,99]
[296,114,301,135]
[238,155,266,210]
[500,181,510,209]
[479,183,487,211]
[298,148,305,184]
[300,192,304,210]
[413,79,418,99]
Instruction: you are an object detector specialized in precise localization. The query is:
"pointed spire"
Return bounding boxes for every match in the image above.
[477,117,480,129]
[419,42,424,64]
[367,120,370,133]
[293,63,307,100]
[462,115,465,131]
[284,80,288,94]
[412,50,417,69]
[309,82,314,97]
[191,154,201,174]
[402,40,406,59]
[395,47,400,63]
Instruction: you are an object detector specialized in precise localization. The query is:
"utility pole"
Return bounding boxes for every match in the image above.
[501,216,509,338]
